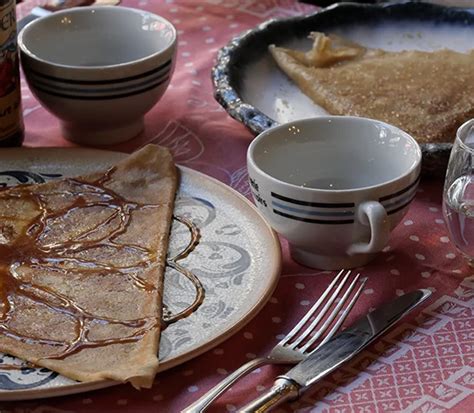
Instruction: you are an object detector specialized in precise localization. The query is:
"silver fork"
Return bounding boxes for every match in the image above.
[182,269,366,413]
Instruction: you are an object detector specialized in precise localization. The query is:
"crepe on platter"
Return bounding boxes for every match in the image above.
[0,144,177,388]
[269,32,474,143]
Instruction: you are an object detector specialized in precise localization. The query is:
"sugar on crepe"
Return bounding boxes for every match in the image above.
[0,144,177,389]
[269,32,474,143]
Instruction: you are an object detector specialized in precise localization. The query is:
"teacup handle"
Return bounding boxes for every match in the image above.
[347,201,390,255]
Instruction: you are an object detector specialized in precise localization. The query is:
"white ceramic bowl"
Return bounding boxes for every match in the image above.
[18,6,177,145]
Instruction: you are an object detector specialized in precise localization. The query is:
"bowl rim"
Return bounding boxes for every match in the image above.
[18,5,177,71]
[247,115,422,195]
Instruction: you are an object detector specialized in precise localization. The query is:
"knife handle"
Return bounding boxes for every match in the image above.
[239,378,300,412]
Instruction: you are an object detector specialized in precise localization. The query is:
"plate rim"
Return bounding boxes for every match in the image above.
[0,147,282,401]
[211,1,473,174]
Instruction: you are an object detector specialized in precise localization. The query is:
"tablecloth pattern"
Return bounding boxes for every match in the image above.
[4,1,473,412]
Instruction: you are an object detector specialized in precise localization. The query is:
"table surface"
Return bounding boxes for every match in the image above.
[7,0,473,412]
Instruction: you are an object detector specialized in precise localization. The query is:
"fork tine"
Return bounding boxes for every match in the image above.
[316,276,367,349]
[300,274,365,352]
[278,269,345,346]
[288,269,352,349]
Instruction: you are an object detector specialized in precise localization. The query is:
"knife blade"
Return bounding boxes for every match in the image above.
[240,289,431,412]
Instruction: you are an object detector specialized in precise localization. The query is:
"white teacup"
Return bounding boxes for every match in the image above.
[247,116,422,270]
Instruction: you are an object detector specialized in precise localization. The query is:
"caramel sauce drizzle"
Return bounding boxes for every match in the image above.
[0,168,203,365]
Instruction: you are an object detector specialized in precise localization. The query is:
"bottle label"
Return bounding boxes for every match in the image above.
[0,0,22,142]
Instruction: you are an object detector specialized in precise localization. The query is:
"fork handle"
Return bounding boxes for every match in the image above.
[181,357,268,413]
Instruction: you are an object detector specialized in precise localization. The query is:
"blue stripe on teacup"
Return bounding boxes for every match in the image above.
[26,59,172,85]
[30,70,170,96]
[29,75,170,100]
[272,201,354,217]
[273,210,355,224]
[271,192,354,208]
[379,176,420,215]
[379,176,421,202]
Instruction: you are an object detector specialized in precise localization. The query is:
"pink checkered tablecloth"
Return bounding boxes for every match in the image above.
[5,1,473,412]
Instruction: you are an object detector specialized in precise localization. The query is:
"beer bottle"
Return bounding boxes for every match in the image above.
[0,0,23,147]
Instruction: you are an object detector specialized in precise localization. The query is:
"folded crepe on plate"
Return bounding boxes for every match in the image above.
[269,32,474,143]
[0,144,177,389]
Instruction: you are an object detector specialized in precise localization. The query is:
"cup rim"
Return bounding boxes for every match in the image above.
[18,6,177,71]
[455,118,474,154]
[247,116,422,194]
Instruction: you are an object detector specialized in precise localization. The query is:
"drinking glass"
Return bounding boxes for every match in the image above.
[442,119,474,266]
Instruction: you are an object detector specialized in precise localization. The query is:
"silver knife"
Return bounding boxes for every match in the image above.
[240,289,431,412]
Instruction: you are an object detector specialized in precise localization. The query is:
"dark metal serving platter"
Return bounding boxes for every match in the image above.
[212,1,474,176]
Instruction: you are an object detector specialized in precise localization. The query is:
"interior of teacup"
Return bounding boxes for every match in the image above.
[249,116,421,190]
[19,6,176,67]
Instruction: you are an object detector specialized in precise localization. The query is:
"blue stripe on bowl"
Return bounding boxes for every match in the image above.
[30,76,170,100]
[272,201,354,217]
[274,209,354,224]
[25,59,173,85]
[271,192,354,208]
[30,70,170,95]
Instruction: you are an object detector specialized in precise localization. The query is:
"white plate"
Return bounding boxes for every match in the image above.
[212,2,474,174]
[0,148,281,400]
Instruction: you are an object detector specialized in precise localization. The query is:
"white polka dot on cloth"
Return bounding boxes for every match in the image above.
[440,236,450,243]
[181,52,191,57]
[295,283,305,290]
[429,207,439,212]
[382,245,391,252]
[173,19,181,24]
[300,300,310,306]
[184,61,194,67]
[170,7,178,13]
[213,348,224,355]
[192,80,201,86]
[446,253,456,259]
[453,269,462,274]
[421,271,431,278]
[226,405,236,412]
[229,23,239,29]
[243,332,253,339]
[202,25,212,31]
[178,40,188,46]
[188,386,199,393]
[396,289,405,296]
[364,288,374,295]
[195,5,204,11]
[404,220,414,226]
[409,235,419,242]
[276,334,285,340]
[205,38,215,44]
[217,368,227,375]
[415,254,425,261]
[390,269,400,275]
[256,385,266,392]
[272,317,281,323]
[435,219,444,224]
